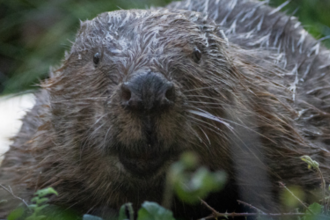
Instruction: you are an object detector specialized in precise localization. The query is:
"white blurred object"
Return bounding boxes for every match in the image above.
[0,93,35,163]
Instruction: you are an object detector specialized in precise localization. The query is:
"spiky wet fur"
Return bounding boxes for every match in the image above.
[1,0,330,218]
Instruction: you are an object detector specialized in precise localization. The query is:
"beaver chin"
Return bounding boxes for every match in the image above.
[117,143,175,178]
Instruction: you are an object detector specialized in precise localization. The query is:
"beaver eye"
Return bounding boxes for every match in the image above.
[93,52,100,65]
[192,47,202,63]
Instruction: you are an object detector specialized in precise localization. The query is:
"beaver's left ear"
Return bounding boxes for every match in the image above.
[185,11,232,60]
[181,10,229,49]
[181,10,217,31]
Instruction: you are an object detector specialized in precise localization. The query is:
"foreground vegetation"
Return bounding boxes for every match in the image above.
[4,153,330,220]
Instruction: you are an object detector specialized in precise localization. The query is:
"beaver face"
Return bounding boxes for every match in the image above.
[98,11,212,178]
[46,10,217,178]
[48,10,233,182]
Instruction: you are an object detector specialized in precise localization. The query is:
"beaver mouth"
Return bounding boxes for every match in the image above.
[118,146,172,177]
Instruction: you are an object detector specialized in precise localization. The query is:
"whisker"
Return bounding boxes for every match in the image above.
[187,108,233,130]
[187,101,222,106]
[188,125,205,146]
[187,106,272,142]
[197,126,211,146]
[80,114,108,154]
[187,115,225,136]
[185,94,221,101]
[102,125,113,151]
[183,86,219,93]
[188,109,271,167]
[51,97,108,103]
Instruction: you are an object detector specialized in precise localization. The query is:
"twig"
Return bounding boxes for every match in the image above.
[316,166,328,212]
[199,212,307,220]
[161,170,174,209]
[0,184,30,209]
[279,182,313,215]
[199,198,307,220]
[300,155,328,211]
[237,200,266,214]
[200,199,220,216]
[317,167,326,197]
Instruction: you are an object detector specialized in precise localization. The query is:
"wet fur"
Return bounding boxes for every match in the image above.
[1,0,330,218]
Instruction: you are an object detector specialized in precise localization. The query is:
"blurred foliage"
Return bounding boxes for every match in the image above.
[270,0,330,46]
[0,0,173,94]
[169,152,226,205]
[4,155,330,219]
[4,153,226,220]
[135,202,175,220]
[0,0,329,94]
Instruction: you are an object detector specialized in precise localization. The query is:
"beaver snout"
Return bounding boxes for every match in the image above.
[120,72,176,113]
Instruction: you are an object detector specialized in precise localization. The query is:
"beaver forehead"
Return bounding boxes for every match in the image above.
[71,9,208,54]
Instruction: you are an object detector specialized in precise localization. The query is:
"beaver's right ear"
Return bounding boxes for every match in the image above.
[181,10,218,31]
[78,20,88,35]
[181,10,226,47]
[69,19,93,54]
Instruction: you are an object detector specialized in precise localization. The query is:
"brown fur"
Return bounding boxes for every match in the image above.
[1,0,330,219]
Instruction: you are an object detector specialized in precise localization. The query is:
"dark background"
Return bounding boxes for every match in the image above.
[0,0,329,94]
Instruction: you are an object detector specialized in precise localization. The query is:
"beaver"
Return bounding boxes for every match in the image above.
[1,0,330,219]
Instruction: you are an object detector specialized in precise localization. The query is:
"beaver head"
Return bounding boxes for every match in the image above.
[45,9,239,184]
[4,8,320,217]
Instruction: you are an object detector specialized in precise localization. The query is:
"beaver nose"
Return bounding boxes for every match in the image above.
[120,72,176,112]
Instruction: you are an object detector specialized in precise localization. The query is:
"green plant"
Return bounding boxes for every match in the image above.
[6,155,330,220]
[167,152,227,205]
[7,187,58,220]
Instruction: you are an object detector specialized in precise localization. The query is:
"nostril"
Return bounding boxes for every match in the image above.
[121,83,132,102]
[120,83,142,111]
[165,83,176,103]
[120,73,176,113]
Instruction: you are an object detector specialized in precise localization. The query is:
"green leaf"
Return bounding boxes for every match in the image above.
[0,199,7,204]
[83,214,104,220]
[35,187,58,197]
[137,201,175,220]
[26,214,46,220]
[28,204,37,209]
[119,203,134,220]
[308,203,323,215]
[31,197,49,204]
[7,207,25,220]
[174,167,226,204]
[34,204,49,212]
[301,156,319,169]
[303,203,323,220]
[180,152,199,169]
